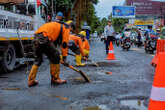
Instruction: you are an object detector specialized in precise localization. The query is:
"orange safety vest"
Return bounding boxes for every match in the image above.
[35,22,70,56]
[82,39,90,51]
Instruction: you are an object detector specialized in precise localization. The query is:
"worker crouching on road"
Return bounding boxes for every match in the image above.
[28,21,70,87]
[79,31,90,59]
[66,21,86,66]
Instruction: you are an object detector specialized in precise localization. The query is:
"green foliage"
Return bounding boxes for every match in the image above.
[91,0,99,4]
[47,0,100,33]
[112,18,129,32]
[55,0,72,12]
[85,3,100,33]
[47,0,73,15]
[95,17,108,35]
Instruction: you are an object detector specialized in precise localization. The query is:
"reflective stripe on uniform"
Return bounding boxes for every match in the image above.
[109,50,114,53]
[150,86,165,101]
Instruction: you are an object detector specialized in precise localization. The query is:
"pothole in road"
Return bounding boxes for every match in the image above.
[92,80,104,84]
[120,99,147,110]
[96,61,122,67]
[118,96,148,110]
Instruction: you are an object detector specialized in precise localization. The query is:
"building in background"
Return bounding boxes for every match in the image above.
[124,0,165,29]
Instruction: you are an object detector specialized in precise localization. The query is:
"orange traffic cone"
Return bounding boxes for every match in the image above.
[106,42,116,60]
[148,52,165,110]
[151,55,158,67]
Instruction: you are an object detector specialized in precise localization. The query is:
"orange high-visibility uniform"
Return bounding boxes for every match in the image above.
[69,34,85,56]
[35,22,70,57]
[82,39,90,51]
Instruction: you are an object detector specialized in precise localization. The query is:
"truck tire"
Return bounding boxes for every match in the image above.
[1,44,16,72]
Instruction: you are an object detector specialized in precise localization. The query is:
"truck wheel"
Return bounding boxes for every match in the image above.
[1,44,16,72]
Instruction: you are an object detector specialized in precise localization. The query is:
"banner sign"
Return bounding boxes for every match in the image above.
[112,6,136,18]
[134,19,154,26]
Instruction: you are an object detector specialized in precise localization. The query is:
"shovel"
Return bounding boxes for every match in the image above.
[61,62,90,83]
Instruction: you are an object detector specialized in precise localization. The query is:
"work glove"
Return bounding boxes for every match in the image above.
[82,56,88,61]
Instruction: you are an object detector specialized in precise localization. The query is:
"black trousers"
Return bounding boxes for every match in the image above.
[33,33,60,66]
[68,40,80,55]
[105,36,115,54]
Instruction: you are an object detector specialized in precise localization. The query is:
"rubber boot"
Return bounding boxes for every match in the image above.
[28,65,39,87]
[50,64,67,85]
[75,55,85,67]
[60,55,63,62]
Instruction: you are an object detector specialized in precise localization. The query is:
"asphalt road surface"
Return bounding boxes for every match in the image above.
[0,39,155,110]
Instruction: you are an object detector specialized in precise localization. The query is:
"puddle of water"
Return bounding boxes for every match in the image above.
[120,99,147,110]
[92,80,104,84]
[98,104,109,110]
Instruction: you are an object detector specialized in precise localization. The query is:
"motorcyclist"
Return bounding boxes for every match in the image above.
[156,28,161,38]
[121,28,131,46]
[136,29,142,47]
[115,32,121,46]
[144,25,156,47]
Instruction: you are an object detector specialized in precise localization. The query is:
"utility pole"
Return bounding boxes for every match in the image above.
[52,0,54,17]
[54,0,56,14]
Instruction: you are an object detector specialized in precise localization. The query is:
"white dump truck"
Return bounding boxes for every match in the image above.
[0,2,46,72]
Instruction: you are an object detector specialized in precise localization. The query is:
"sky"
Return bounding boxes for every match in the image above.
[95,0,125,19]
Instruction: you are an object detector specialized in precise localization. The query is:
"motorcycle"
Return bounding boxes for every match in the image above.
[145,37,157,54]
[122,37,131,51]
[135,38,143,48]
[115,38,120,46]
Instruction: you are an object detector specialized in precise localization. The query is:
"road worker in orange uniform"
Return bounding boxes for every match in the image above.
[28,21,70,87]
[66,21,86,66]
[69,34,86,66]
[79,31,90,58]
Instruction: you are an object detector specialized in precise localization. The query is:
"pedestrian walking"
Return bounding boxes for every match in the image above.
[104,20,115,54]
[28,21,70,87]
[136,29,142,47]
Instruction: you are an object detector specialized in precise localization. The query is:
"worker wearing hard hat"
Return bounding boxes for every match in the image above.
[66,21,86,66]
[28,21,70,87]
[52,11,64,22]
[79,31,90,58]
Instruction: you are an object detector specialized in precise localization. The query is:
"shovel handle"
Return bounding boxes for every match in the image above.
[61,62,90,82]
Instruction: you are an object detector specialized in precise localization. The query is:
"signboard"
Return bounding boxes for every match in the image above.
[134,19,154,25]
[126,0,165,16]
[0,0,24,4]
[112,6,135,18]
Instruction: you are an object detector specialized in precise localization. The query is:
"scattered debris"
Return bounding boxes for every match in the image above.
[105,72,112,75]
[45,94,68,101]
[55,96,68,101]
[2,88,21,91]
[74,77,84,81]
